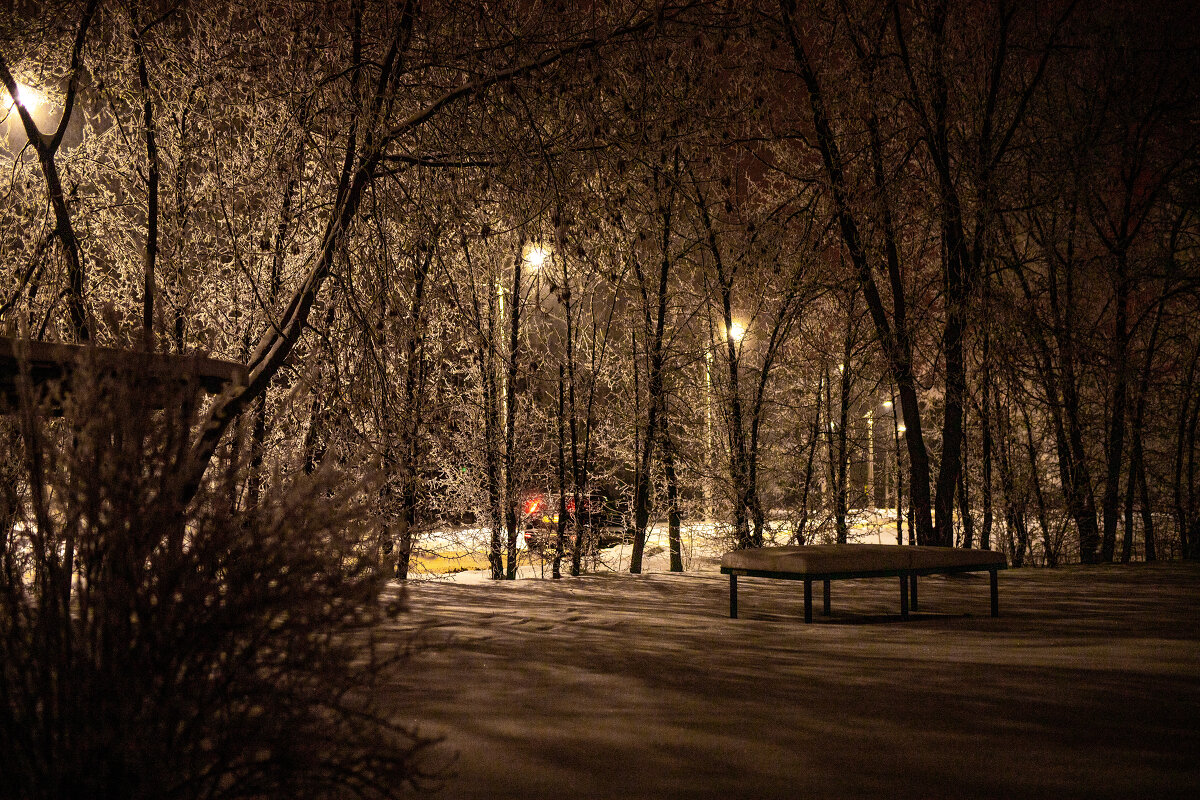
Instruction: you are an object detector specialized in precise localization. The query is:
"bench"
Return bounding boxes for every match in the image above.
[720,544,1007,622]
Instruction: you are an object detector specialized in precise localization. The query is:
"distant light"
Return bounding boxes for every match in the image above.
[837,362,844,373]
[882,400,893,409]
[524,244,550,269]
[897,424,906,433]
[728,321,746,342]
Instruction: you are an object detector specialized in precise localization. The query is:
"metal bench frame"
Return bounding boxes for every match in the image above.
[721,562,1003,623]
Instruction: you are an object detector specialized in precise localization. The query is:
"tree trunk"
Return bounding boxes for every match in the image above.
[834,340,851,544]
[131,7,159,353]
[247,392,267,510]
[1019,400,1057,567]
[1121,449,1137,563]
[1185,380,1200,559]
[979,332,994,551]
[504,247,524,579]
[629,311,663,571]
[1172,344,1199,559]
[662,416,683,572]
[992,393,1027,567]
[1138,454,1155,562]
[1125,281,1168,562]
[1100,256,1131,562]
[1049,372,1101,564]
[935,300,967,548]
[780,0,936,545]
[561,245,587,578]
[631,168,675,572]
[553,365,569,579]
[957,427,974,548]
[691,179,754,549]
[481,281,505,581]
[393,248,431,580]
[892,386,904,546]
[795,375,824,546]
[301,305,339,477]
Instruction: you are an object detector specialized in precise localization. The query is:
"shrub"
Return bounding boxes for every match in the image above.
[0,361,444,799]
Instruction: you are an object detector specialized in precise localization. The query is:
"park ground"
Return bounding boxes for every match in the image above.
[382,558,1200,798]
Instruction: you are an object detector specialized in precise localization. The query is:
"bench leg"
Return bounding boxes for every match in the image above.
[910,573,919,612]
[990,569,999,617]
[730,574,738,619]
[822,579,831,616]
[804,579,813,623]
[900,573,910,618]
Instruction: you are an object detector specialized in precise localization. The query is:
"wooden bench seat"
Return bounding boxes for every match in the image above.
[720,544,1007,622]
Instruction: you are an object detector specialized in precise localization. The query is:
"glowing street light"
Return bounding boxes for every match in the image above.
[523,244,550,269]
[4,82,54,147]
[728,321,746,342]
[4,82,44,116]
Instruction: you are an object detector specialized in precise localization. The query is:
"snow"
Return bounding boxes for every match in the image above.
[414,515,908,583]
[383,560,1200,798]
[414,524,724,583]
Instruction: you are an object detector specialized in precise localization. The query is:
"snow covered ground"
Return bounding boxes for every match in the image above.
[413,514,909,582]
[383,561,1200,798]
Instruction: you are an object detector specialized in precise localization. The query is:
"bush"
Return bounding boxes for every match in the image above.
[0,362,444,799]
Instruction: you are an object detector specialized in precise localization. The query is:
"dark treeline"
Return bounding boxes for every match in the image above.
[2,0,1198,579]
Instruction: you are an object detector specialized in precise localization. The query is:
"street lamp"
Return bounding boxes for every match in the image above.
[4,82,48,145]
[499,242,551,441]
[523,243,550,270]
[864,399,895,511]
[4,82,43,116]
[704,317,746,521]
[865,407,875,509]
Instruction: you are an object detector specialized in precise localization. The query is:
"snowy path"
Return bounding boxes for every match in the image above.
[383,562,1200,798]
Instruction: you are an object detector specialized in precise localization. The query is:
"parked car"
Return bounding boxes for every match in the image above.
[521,491,629,551]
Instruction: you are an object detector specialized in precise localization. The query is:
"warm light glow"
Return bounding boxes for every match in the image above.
[882,400,893,409]
[897,424,907,433]
[4,82,43,115]
[837,362,845,373]
[728,321,746,342]
[524,244,550,269]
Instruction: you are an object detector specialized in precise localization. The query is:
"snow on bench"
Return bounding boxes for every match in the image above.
[720,544,1007,622]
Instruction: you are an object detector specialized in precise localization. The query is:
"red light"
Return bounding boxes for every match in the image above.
[525,498,542,515]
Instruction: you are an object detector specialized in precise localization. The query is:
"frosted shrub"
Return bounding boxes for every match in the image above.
[0,366,443,799]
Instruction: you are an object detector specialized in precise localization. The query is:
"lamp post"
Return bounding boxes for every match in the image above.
[704,340,713,522]
[493,240,549,577]
[865,407,875,509]
[703,318,746,523]
[498,243,548,431]
[889,394,910,545]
